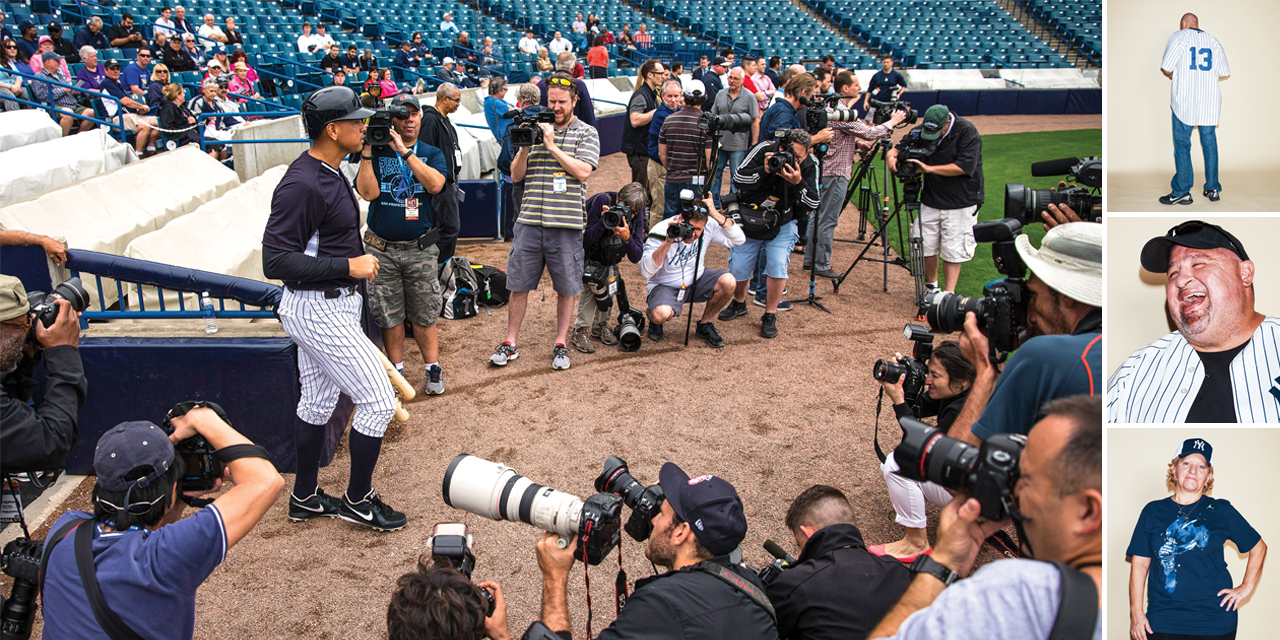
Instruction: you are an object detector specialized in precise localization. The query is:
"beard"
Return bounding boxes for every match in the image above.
[644,521,678,568]
[1174,298,1212,335]
[0,329,26,373]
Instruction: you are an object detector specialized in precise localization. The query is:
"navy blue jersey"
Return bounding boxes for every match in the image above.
[366,141,449,240]
[262,152,363,290]
[868,70,906,102]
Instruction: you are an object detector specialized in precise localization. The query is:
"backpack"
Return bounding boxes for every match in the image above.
[470,263,509,307]
[440,257,484,320]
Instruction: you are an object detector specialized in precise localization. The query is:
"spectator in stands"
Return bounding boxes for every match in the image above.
[99,58,158,155]
[73,18,108,56]
[634,23,651,47]
[700,56,727,112]
[534,47,553,72]
[76,46,105,91]
[519,30,539,56]
[437,57,477,88]
[123,49,152,94]
[47,22,79,64]
[409,32,431,61]
[378,68,398,97]
[320,44,343,73]
[586,36,608,79]
[549,30,572,57]
[222,17,243,47]
[204,59,225,83]
[865,54,907,115]
[708,67,760,209]
[618,24,634,48]
[538,53,594,127]
[146,64,170,109]
[0,39,24,111]
[420,83,463,264]
[394,40,418,70]
[659,79,713,220]
[13,21,37,63]
[210,47,230,70]
[32,52,95,136]
[162,33,195,72]
[647,78,682,226]
[622,58,666,190]
[587,13,601,32]
[198,14,227,51]
[153,31,169,55]
[573,13,587,36]
[0,10,8,43]
[330,69,347,86]
[480,37,501,72]
[361,77,383,104]
[440,12,459,38]
[313,23,335,50]
[29,38,69,77]
[342,44,362,74]
[192,77,245,130]
[154,6,178,39]
[297,21,321,53]
[453,32,479,72]
[182,34,208,68]
[108,13,147,50]
[172,5,196,34]
[765,56,782,85]
[228,62,261,102]
[359,48,378,72]
[228,50,258,81]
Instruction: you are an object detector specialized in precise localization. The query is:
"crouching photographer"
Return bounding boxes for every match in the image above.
[41,404,283,639]
[571,184,649,354]
[869,395,1102,639]
[525,462,778,640]
[388,524,510,640]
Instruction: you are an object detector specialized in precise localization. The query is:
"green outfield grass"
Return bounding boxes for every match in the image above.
[856,128,1101,298]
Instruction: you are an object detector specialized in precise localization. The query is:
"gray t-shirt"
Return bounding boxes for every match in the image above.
[887,560,1101,640]
[710,87,760,151]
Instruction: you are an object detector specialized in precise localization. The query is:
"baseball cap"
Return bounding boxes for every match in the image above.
[37,35,52,45]
[390,93,420,112]
[0,276,30,323]
[1175,438,1214,465]
[105,58,122,69]
[1015,221,1102,307]
[42,51,65,63]
[93,421,175,493]
[1140,220,1250,273]
[18,20,34,33]
[48,21,62,32]
[683,79,705,98]
[920,104,950,141]
[207,59,223,69]
[711,56,727,67]
[658,462,747,556]
[442,56,455,65]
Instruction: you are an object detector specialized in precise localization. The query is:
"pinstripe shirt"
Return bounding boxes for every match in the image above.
[1107,317,1280,423]
[516,117,600,230]
[1161,28,1230,126]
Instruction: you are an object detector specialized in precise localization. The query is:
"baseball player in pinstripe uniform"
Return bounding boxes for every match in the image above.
[1159,13,1230,205]
[262,85,408,531]
[1108,221,1280,423]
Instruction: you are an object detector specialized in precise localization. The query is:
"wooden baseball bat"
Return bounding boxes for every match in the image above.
[373,343,417,401]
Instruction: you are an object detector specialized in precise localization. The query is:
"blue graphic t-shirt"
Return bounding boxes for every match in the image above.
[366,140,449,241]
[1126,495,1260,635]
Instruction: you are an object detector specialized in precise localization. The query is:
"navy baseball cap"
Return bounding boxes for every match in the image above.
[19,20,34,33]
[93,421,175,492]
[658,462,747,556]
[390,92,420,112]
[1140,220,1250,273]
[1175,438,1214,465]
[711,56,727,67]
[42,51,65,63]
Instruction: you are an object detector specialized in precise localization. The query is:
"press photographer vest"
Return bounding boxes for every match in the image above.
[621,84,657,154]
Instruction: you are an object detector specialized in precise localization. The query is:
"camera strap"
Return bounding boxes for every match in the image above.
[692,561,776,621]
[39,517,146,640]
[1047,561,1098,640]
[872,387,890,464]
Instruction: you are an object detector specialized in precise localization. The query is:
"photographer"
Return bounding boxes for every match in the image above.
[0,275,85,476]
[641,196,743,347]
[708,67,761,209]
[804,71,904,280]
[528,462,778,640]
[42,407,284,639]
[723,128,819,339]
[759,73,833,150]
[766,485,912,640]
[355,93,450,395]
[388,555,510,640]
[659,79,713,220]
[887,104,983,294]
[570,184,648,353]
[869,395,1102,640]
[875,341,975,560]
[947,222,1102,446]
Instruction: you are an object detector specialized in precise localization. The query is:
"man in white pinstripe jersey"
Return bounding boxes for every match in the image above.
[1159,13,1230,206]
[1108,221,1280,423]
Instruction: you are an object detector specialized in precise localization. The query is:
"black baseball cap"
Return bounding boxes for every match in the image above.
[105,58,123,69]
[658,462,747,556]
[1140,220,1250,273]
[390,93,420,112]
[711,56,727,67]
[93,421,175,492]
[1175,437,1214,465]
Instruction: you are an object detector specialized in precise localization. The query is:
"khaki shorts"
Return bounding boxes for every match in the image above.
[366,241,444,328]
[912,204,978,263]
[122,113,157,133]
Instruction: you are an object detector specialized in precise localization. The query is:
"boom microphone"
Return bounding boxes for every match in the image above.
[1029,157,1081,177]
[763,539,796,564]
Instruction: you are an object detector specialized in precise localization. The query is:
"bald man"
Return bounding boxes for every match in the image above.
[1159,13,1230,205]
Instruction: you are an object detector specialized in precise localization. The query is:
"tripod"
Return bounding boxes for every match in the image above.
[834,139,918,294]
[785,148,831,314]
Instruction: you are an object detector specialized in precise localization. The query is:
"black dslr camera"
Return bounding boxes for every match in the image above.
[924,219,1031,361]
[667,221,695,242]
[161,400,230,492]
[1004,157,1102,224]
[429,523,496,616]
[766,129,798,174]
[26,277,90,334]
[1,537,43,640]
[800,94,862,133]
[868,98,919,126]
[365,105,411,148]
[873,324,934,407]
[893,417,1027,522]
[595,457,664,542]
[508,106,556,147]
[601,201,634,231]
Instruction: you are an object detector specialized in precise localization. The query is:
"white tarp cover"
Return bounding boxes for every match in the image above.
[0,110,62,152]
[905,70,1006,90]
[231,114,309,183]
[453,111,501,174]
[998,68,1098,89]
[583,79,629,115]
[0,129,136,206]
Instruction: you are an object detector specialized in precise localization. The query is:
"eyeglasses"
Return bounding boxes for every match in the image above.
[137,53,150,57]
[3,45,15,50]
[547,76,573,88]
[157,70,169,73]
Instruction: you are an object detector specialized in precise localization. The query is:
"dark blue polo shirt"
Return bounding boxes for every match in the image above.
[366,140,449,241]
[868,70,907,102]
[759,99,802,140]
[262,152,363,290]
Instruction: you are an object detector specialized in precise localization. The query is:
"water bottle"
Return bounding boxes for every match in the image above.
[200,291,218,334]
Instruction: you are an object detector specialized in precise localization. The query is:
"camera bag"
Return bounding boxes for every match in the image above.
[470,263,510,307]
[440,257,485,320]
[732,204,782,241]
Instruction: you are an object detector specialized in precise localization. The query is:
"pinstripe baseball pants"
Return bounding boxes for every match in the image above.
[278,287,397,437]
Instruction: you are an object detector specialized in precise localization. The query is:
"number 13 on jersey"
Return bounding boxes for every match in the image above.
[1189,47,1213,70]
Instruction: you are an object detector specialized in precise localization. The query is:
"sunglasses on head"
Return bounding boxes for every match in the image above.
[547,76,573,87]
[1166,221,1244,257]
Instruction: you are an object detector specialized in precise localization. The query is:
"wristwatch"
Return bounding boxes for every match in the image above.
[909,554,959,587]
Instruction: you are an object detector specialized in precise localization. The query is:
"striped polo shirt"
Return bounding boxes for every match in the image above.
[517,117,601,230]
[659,106,713,183]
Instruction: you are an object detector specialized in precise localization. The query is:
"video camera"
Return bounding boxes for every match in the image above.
[1004,157,1102,224]
[872,324,934,408]
[757,539,795,585]
[698,111,753,136]
[868,98,918,126]
[595,457,664,542]
[1,537,42,640]
[798,94,862,133]
[442,454,623,565]
[924,219,1031,360]
[428,523,496,616]
[26,277,90,336]
[365,105,411,148]
[505,106,556,147]
[892,417,1027,522]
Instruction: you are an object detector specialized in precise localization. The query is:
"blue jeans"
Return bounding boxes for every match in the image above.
[664,182,696,219]
[1171,111,1221,196]
[710,149,746,208]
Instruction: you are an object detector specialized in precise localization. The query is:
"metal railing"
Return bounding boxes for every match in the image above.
[254,51,329,91]
[14,72,130,141]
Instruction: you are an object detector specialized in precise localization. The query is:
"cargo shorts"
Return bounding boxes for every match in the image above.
[365,241,444,328]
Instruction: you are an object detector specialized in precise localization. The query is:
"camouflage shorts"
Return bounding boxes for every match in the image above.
[366,241,443,329]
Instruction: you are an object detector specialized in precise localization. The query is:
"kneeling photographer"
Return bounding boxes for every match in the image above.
[869,395,1102,640]
[42,403,283,639]
[641,194,743,347]
[527,462,778,640]
[571,184,649,354]
[887,104,983,295]
[873,339,976,560]
[0,275,87,477]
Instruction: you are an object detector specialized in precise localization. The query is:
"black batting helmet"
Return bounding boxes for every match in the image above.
[301,85,374,139]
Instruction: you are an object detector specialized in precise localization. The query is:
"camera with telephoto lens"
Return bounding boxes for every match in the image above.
[508,106,556,147]
[924,219,1030,359]
[868,98,918,126]
[872,324,934,408]
[442,454,623,565]
[766,129,797,174]
[429,523,496,617]
[365,105,411,148]
[26,277,90,334]
[1,537,43,640]
[1004,157,1102,224]
[594,457,664,542]
[800,94,862,133]
[699,111,753,135]
[161,401,230,492]
[892,417,1026,522]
